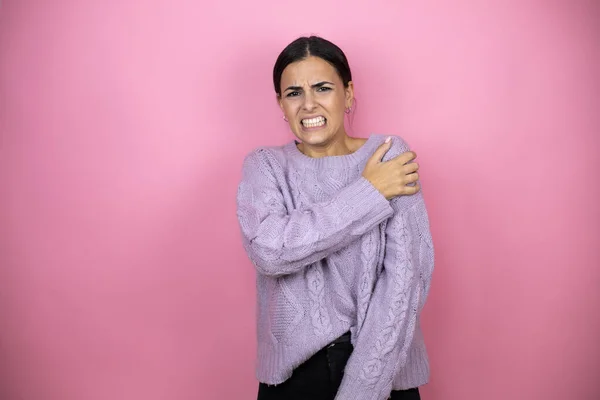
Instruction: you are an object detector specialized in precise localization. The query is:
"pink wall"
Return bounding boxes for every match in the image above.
[1,1,598,399]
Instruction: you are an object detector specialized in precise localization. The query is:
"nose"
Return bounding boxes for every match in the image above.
[302,91,316,111]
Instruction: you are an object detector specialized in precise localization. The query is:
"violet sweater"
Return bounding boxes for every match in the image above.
[236,134,435,400]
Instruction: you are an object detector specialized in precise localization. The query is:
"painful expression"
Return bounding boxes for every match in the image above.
[278,56,354,147]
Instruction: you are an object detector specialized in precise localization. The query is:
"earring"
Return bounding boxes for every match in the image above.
[345,107,352,114]
[283,115,288,122]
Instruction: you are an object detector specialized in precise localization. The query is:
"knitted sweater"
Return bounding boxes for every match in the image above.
[236,134,435,400]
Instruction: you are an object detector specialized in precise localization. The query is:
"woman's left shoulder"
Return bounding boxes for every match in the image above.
[369,134,412,161]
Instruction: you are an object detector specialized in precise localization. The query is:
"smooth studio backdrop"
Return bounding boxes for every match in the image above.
[1,1,598,399]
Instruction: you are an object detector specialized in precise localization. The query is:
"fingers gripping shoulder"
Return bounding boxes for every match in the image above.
[375,134,411,162]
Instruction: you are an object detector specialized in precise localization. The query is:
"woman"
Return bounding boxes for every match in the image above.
[236,36,434,400]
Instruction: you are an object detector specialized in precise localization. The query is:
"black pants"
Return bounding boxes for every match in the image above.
[257,332,420,400]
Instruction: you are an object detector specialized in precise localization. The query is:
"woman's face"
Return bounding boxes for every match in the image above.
[279,56,354,147]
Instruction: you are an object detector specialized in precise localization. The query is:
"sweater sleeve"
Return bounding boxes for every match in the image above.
[334,193,434,400]
[236,148,394,277]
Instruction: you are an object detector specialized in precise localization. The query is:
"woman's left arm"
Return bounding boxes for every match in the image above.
[334,140,435,400]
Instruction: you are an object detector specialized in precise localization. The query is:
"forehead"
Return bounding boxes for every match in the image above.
[281,56,341,85]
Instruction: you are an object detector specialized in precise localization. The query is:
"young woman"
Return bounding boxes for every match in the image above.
[236,36,434,400]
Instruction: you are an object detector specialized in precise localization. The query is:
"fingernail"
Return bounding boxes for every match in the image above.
[385,136,391,143]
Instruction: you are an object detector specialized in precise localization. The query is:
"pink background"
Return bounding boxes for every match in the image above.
[1,1,599,399]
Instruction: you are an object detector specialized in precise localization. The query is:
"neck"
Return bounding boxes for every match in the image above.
[298,133,356,158]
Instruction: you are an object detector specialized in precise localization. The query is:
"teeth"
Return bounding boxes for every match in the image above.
[301,116,326,128]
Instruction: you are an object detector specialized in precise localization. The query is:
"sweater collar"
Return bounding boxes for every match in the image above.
[283,134,378,169]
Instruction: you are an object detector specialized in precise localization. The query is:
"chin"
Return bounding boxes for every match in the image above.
[295,129,335,146]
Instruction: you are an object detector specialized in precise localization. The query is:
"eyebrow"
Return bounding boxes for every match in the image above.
[284,81,335,93]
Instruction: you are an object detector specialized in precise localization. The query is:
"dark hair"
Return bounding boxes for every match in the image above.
[273,36,353,97]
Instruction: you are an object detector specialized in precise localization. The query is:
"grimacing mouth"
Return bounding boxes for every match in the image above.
[300,116,327,128]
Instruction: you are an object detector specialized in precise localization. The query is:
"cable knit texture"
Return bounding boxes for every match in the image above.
[236,134,435,400]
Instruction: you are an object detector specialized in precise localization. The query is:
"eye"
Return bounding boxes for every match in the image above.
[286,91,301,97]
[317,86,332,92]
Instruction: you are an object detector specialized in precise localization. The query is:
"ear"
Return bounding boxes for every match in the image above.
[345,81,355,109]
[277,94,284,112]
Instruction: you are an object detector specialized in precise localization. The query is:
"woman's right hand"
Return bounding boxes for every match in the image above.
[362,137,421,200]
